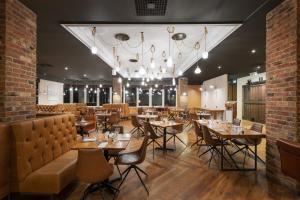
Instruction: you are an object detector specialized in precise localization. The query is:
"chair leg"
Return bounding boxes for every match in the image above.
[133,167,149,195]
[118,166,132,189]
[154,140,162,148]
[175,135,187,146]
[135,165,148,176]
[191,138,201,147]
[208,149,214,167]
[199,147,212,158]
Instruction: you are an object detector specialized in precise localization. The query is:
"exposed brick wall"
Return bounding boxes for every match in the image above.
[266,0,300,191]
[0,0,36,122]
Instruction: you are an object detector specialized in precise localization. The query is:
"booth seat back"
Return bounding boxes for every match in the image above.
[36,105,59,113]
[103,103,130,117]
[10,114,77,190]
[0,123,10,199]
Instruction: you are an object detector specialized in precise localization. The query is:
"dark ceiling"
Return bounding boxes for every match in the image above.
[20,0,282,85]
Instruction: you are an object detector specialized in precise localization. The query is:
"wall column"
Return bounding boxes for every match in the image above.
[266,0,300,191]
[112,77,122,103]
[177,77,188,108]
[0,0,37,122]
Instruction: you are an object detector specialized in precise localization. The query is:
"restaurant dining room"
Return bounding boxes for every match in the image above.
[1,0,300,199]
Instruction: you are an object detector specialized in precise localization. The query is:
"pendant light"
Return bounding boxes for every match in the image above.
[167,26,175,68]
[139,32,146,75]
[150,45,156,69]
[91,27,98,54]
[118,77,122,83]
[194,42,202,74]
[178,70,183,76]
[202,26,208,59]
[126,82,130,87]
[172,78,176,86]
[99,84,102,88]
[116,59,121,72]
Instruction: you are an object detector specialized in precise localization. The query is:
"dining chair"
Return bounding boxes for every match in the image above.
[115,133,150,195]
[107,112,120,130]
[144,121,163,159]
[277,139,300,182]
[76,149,118,200]
[166,118,187,149]
[232,118,241,126]
[191,121,206,154]
[186,112,199,127]
[130,115,144,137]
[199,125,231,167]
[230,123,264,166]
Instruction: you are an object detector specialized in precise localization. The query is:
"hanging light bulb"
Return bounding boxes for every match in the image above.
[126,82,130,87]
[155,84,158,88]
[118,77,122,83]
[128,77,131,81]
[146,78,150,82]
[112,69,116,76]
[74,87,78,91]
[167,56,173,68]
[178,70,183,76]
[172,78,176,86]
[85,84,89,88]
[69,87,73,91]
[202,26,209,59]
[94,90,97,94]
[99,84,102,88]
[116,66,120,72]
[162,68,167,73]
[150,58,155,69]
[195,65,202,74]
[91,27,98,54]
[141,81,145,86]
[139,66,146,75]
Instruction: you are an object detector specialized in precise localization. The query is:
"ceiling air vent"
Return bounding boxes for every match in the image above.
[135,0,168,16]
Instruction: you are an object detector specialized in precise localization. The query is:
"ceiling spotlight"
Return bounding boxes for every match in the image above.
[99,84,102,88]
[155,84,158,88]
[126,82,130,87]
[251,49,256,54]
[194,65,201,74]
[178,70,183,76]
[257,65,261,69]
[64,66,69,71]
[218,65,222,69]
[83,74,87,77]
[118,77,122,83]
[91,46,98,54]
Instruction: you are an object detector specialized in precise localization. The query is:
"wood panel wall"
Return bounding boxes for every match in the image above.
[242,83,266,123]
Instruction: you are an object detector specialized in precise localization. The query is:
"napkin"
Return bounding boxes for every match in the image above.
[83,137,96,142]
[98,142,108,148]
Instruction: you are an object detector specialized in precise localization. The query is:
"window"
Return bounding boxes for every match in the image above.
[125,87,137,106]
[164,86,176,106]
[139,88,149,106]
[87,87,97,106]
[152,89,163,106]
[99,88,110,106]
[63,85,70,103]
[73,85,85,103]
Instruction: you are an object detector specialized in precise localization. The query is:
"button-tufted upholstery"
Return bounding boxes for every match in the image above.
[0,123,10,199]
[10,114,78,194]
[37,105,59,113]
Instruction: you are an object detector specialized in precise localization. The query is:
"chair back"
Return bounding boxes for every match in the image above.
[189,112,199,121]
[144,122,160,139]
[246,123,263,145]
[131,115,141,127]
[108,112,120,124]
[277,139,300,182]
[76,149,113,183]
[201,125,215,145]
[137,132,150,163]
[232,118,241,126]
[173,118,184,132]
[193,121,203,138]
[111,125,124,134]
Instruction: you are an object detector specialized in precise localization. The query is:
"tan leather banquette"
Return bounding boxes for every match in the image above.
[103,103,130,118]
[0,123,10,199]
[10,114,78,194]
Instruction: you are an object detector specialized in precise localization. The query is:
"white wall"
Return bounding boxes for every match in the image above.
[237,72,266,119]
[38,79,64,105]
[201,74,228,110]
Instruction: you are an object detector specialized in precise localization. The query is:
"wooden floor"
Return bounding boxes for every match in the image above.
[60,120,300,200]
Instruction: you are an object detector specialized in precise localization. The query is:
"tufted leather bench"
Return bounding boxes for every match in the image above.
[10,114,78,195]
[0,123,10,199]
[36,105,59,113]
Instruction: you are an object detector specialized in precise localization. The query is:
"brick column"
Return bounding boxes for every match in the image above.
[266,0,300,191]
[0,0,36,122]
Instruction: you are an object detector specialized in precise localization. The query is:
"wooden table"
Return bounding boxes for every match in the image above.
[96,113,112,131]
[196,112,211,119]
[137,114,158,122]
[200,108,224,120]
[75,121,94,137]
[197,120,265,171]
[150,120,184,153]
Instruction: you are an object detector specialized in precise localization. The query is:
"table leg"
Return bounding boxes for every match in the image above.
[255,140,257,171]
[155,127,175,153]
[221,139,224,170]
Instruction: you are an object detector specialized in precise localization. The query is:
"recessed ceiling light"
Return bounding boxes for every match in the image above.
[218,65,222,69]
[83,74,87,77]
[251,49,256,54]
[64,66,69,70]
[256,65,261,69]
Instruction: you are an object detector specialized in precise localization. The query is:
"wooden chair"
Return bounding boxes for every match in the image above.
[166,118,187,149]
[277,139,300,182]
[130,115,144,137]
[191,121,206,154]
